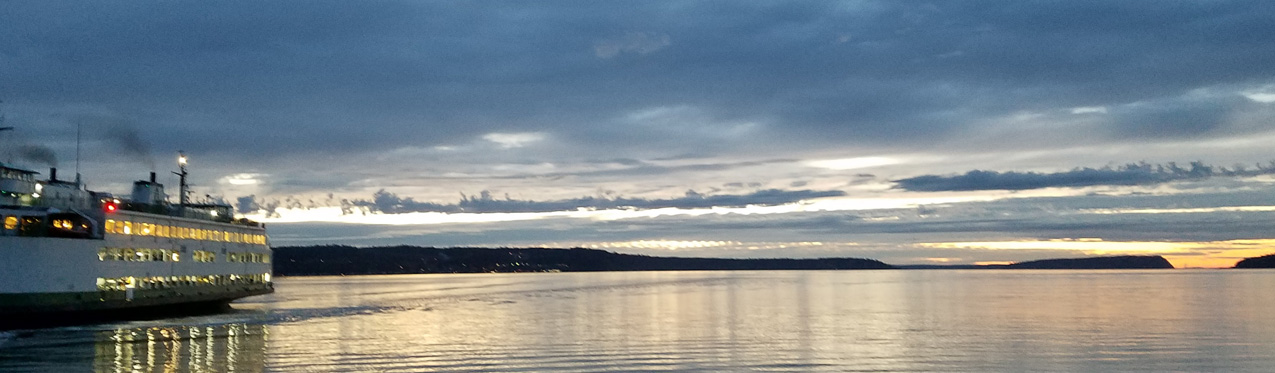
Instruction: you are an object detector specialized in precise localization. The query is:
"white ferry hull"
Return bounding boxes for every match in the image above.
[0,209,273,318]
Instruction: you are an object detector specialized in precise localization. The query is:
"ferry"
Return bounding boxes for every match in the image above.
[0,152,273,324]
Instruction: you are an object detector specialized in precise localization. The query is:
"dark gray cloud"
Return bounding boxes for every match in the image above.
[894,161,1275,192]
[492,158,801,180]
[6,0,1275,165]
[235,195,259,214]
[1108,95,1258,139]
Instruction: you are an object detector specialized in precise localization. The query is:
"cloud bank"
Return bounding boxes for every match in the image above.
[359,188,846,214]
[241,188,846,216]
[894,161,1275,192]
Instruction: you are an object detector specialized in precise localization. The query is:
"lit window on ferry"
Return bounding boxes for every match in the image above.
[193,250,216,262]
[123,221,133,235]
[3,216,16,231]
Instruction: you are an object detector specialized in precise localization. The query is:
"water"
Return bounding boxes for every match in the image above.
[2,270,1274,372]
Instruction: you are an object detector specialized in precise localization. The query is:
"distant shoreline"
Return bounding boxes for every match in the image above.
[272,245,1186,276]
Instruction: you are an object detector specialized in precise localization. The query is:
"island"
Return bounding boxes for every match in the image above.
[1003,255,1174,269]
[1234,253,1275,268]
[901,255,1174,269]
[272,245,894,276]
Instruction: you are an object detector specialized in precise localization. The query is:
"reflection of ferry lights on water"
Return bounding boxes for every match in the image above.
[93,323,268,372]
[0,148,273,320]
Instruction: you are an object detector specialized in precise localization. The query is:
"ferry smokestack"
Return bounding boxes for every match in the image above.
[150,172,157,184]
[50,168,57,182]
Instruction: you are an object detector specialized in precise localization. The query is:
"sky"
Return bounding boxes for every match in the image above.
[4,1,1275,268]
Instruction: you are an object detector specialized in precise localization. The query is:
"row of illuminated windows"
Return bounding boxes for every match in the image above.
[1,215,41,235]
[98,248,182,262]
[96,273,271,292]
[97,247,267,264]
[104,219,266,245]
[228,252,270,264]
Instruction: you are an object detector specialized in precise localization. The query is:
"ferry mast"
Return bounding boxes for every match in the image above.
[174,152,189,209]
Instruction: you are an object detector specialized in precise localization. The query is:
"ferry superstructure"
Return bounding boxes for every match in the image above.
[0,154,272,319]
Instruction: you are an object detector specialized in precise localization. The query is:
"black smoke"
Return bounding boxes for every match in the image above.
[17,145,57,167]
[104,123,156,171]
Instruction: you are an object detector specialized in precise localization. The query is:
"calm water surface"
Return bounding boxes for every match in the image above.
[2,270,1274,372]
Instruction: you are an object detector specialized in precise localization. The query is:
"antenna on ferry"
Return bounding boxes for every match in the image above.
[0,100,9,131]
[1,100,11,163]
[174,151,189,210]
[75,122,82,186]
[0,126,11,165]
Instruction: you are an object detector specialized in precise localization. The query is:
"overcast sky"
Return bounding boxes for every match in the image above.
[5,1,1275,267]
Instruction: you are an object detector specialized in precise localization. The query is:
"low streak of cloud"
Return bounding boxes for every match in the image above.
[594,32,671,58]
[244,187,847,216]
[894,161,1275,192]
[366,188,845,214]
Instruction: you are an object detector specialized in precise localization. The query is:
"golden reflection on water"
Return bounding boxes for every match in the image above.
[257,271,1275,371]
[918,238,1275,268]
[93,323,267,373]
[6,271,1275,371]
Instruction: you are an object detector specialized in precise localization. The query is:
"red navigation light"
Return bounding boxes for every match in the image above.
[105,202,118,213]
